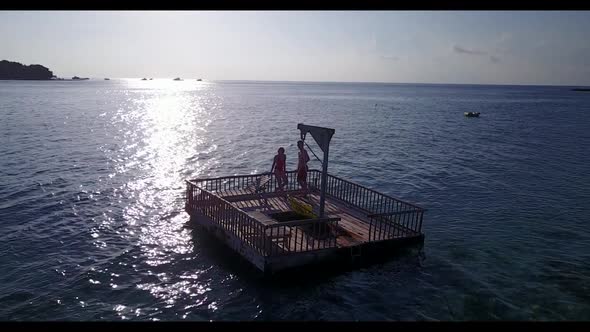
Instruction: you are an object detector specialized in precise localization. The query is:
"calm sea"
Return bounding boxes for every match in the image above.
[1,79,589,320]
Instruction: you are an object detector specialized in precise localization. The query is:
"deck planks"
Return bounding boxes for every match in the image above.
[212,189,417,251]
[223,191,372,248]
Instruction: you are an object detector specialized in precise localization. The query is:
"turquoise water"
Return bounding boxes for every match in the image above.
[1,79,589,320]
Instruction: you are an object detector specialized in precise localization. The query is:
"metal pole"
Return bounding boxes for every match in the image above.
[319,142,329,217]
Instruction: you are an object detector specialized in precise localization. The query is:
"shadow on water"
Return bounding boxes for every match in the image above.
[185,225,263,280]
[266,245,426,289]
[186,222,425,289]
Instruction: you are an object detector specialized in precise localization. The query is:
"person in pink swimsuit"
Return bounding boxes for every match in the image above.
[270,147,288,191]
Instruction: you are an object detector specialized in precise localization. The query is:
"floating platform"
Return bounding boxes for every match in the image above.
[185,170,426,275]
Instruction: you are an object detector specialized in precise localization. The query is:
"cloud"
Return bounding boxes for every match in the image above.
[453,44,487,55]
[380,55,399,61]
[453,44,501,64]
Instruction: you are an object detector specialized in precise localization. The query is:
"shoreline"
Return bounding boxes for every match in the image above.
[0,78,91,81]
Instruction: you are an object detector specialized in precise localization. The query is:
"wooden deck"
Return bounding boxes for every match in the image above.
[185,170,425,274]
[217,189,417,250]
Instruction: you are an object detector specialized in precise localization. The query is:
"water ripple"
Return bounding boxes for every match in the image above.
[1,80,589,320]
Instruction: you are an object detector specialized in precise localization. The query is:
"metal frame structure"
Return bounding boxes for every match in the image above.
[297,123,335,218]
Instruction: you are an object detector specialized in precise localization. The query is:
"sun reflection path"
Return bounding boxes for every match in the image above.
[104,79,222,319]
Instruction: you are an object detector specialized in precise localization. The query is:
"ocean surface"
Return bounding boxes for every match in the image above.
[1,79,589,321]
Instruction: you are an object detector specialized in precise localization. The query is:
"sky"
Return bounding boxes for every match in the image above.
[1,11,590,85]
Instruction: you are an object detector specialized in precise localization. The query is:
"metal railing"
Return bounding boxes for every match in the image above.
[186,169,425,254]
[315,171,425,241]
[264,217,340,256]
[190,170,317,195]
[186,176,340,257]
[186,182,268,255]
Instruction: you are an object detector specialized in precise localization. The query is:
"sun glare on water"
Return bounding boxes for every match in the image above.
[100,78,221,319]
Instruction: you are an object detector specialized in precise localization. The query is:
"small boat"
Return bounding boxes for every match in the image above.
[173,77,183,81]
[104,78,110,80]
[141,78,147,81]
[149,78,153,80]
[464,112,480,117]
[197,78,202,81]
[72,76,89,80]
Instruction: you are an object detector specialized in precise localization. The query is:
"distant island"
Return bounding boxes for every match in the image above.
[572,88,590,92]
[0,60,54,80]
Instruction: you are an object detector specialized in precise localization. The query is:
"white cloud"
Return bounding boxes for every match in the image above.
[453,44,501,64]
[452,44,487,55]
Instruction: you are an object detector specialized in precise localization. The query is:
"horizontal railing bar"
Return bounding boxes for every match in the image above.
[264,217,341,228]
[188,170,300,185]
[186,182,260,225]
[320,191,373,215]
[367,210,423,218]
[188,169,424,211]
[221,190,302,202]
[316,170,425,211]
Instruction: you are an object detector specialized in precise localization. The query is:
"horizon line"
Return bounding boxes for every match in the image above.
[60,77,589,88]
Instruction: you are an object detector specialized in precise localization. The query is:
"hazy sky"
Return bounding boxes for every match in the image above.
[1,11,590,85]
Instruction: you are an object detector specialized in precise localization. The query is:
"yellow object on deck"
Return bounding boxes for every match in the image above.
[288,196,317,219]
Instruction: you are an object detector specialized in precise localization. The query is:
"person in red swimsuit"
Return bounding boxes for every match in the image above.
[270,147,288,191]
[297,140,310,192]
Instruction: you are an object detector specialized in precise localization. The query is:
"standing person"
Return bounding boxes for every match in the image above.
[270,147,288,191]
[297,140,310,192]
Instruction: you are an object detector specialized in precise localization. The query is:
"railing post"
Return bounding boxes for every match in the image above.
[319,144,329,218]
[418,211,424,234]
